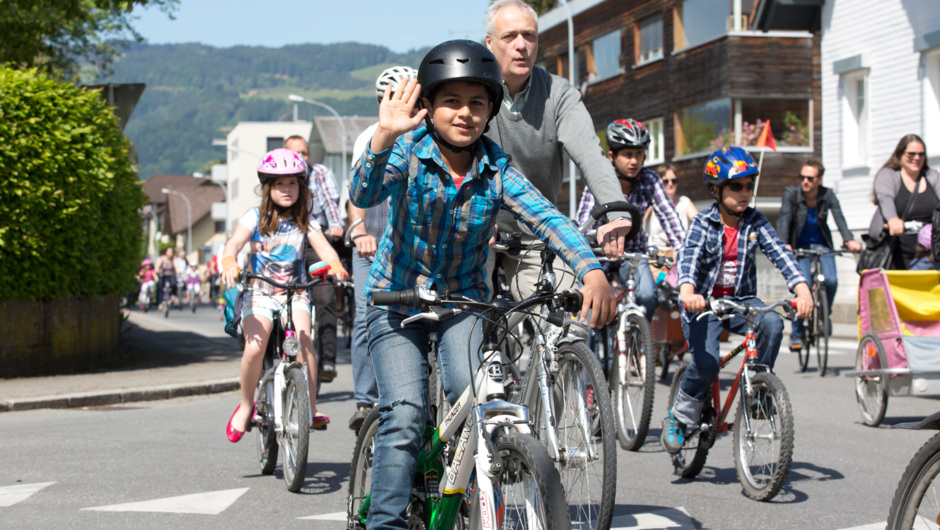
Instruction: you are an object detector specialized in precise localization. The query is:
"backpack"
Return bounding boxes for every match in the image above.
[222,286,247,339]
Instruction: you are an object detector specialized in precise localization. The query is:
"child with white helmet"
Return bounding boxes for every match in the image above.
[220,148,349,442]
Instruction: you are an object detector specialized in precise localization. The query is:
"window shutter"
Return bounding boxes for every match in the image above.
[638,14,663,63]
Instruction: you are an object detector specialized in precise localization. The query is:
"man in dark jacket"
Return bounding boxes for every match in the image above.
[777,159,862,350]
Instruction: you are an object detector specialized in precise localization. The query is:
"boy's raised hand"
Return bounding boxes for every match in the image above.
[371,78,428,152]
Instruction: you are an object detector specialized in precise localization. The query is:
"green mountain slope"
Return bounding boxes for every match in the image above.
[98,42,426,178]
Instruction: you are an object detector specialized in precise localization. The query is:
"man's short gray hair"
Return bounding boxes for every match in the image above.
[485,0,539,37]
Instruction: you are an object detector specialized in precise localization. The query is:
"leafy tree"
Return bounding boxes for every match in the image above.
[0,0,177,78]
[525,0,558,15]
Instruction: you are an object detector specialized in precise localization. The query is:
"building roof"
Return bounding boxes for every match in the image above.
[141,175,225,236]
[313,116,376,155]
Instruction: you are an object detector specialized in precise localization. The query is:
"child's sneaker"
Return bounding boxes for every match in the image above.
[661,409,687,455]
[789,337,803,352]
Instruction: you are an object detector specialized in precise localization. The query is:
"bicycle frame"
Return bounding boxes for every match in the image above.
[355,344,531,529]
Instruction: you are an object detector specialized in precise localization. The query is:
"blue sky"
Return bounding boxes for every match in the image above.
[131,0,493,52]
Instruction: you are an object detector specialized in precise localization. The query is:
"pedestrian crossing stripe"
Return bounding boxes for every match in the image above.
[82,487,248,515]
[0,482,55,507]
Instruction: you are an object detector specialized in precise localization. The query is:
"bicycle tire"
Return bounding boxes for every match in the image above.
[887,430,940,529]
[531,340,615,530]
[492,431,572,530]
[855,333,888,427]
[282,366,310,492]
[732,372,794,501]
[667,362,712,479]
[347,407,380,529]
[796,317,810,373]
[257,373,279,475]
[613,313,656,451]
[815,294,829,377]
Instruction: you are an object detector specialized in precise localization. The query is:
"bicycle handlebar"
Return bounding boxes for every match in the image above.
[237,268,332,292]
[792,248,854,258]
[344,218,365,248]
[579,201,643,241]
[696,298,797,322]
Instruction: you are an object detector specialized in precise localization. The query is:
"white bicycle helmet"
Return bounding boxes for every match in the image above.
[375,66,417,102]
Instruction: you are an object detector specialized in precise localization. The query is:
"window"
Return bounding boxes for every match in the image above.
[674,0,728,51]
[636,14,663,65]
[646,118,665,164]
[924,49,940,155]
[588,30,622,80]
[231,178,238,200]
[266,137,284,152]
[714,99,811,149]
[841,70,869,167]
[674,98,731,157]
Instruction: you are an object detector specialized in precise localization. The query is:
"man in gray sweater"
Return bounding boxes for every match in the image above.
[485,0,632,299]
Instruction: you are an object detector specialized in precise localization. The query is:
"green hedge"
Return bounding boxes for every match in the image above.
[0,67,146,300]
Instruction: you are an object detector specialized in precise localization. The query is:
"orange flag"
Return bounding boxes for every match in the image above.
[756,121,777,152]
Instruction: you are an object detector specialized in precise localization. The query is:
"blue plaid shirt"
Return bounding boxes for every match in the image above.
[677,204,806,298]
[349,125,601,312]
[307,163,343,231]
[576,167,685,252]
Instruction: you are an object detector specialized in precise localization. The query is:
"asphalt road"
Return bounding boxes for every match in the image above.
[2,307,939,529]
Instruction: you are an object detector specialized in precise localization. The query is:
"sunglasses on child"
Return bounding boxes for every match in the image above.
[726,181,754,192]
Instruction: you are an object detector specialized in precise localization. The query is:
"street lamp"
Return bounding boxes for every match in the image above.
[559,0,578,219]
[193,171,227,232]
[161,187,192,257]
[287,94,348,179]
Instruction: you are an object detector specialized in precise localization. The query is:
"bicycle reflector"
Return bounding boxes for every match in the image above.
[308,261,329,278]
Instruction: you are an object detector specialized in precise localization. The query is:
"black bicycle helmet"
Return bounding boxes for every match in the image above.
[417,39,503,121]
[606,118,651,151]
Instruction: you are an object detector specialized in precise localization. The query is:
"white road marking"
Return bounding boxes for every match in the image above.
[82,487,248,514]
[612,507,695,529]
[298,510,347,521]
[835,524,886,530]
[0,482,55,507]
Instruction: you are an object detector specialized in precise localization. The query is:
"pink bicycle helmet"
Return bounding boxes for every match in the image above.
[141,258,153,266]
[257,148,307,183]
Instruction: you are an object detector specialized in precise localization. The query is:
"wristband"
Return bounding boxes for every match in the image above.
[328,259,347,277]
[351,233,367,241]
[222,255,238,273]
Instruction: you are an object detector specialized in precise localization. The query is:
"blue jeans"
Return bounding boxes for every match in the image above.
[619,259,657,323]
[673,296,783,427]
[351,250,378,406]
[790,244,837,343]
[365,306,483,530]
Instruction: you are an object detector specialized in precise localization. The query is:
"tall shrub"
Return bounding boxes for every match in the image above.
[0,67,146,300]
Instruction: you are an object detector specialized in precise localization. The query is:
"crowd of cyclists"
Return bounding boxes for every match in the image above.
[125,0,940,526]
[135,245,221,313]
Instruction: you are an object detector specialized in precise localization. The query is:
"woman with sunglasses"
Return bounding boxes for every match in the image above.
[776,159,861,351]
[644,163,699,250]
[867,134,940,269]
[661,146,812,455]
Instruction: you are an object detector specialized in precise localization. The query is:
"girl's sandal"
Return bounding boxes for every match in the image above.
[311,412,330,431]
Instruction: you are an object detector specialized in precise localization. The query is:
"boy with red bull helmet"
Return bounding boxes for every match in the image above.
[661,146,812,454]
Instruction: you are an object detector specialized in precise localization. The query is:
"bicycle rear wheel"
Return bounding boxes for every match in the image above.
[667,362,712,479]
[256,373,279,475]
[814,295,829,376]
[732,372,794,501]
[887,431,940,529]
[282,366,310,492]
[492,431,571,530]
[348,407,380,529]
[532,340,615,530]
[613,313,656,451]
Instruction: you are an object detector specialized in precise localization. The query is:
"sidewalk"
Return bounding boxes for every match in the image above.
[0,311,242,413]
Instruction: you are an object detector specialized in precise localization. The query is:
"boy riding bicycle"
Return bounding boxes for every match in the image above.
[348,39,617,529]
[661,146,812,454]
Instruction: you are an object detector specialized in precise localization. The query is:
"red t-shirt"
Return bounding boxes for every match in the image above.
[711,223,739,297]
[452,174,467,189]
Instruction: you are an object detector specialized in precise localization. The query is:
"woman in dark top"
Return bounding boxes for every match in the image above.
[868,134,940,269]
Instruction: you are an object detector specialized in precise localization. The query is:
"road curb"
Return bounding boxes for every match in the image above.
[0,378,240,413]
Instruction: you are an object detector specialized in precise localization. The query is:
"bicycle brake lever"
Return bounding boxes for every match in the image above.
[400,307,461,327]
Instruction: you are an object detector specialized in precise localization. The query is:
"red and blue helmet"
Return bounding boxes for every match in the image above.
[703,146,759,185]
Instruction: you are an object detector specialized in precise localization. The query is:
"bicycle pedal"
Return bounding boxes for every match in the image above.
[311,424,328,431]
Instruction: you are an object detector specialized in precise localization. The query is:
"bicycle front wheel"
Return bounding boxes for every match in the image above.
[732,372,794,501]
[493,431,572,530]
[348,407,380,529]
[282,366,310,492]
[613,313,656,451]
[532,340,615,530]
[855,333,888,427]
[887,431,940,529]
[814,294,830,376]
